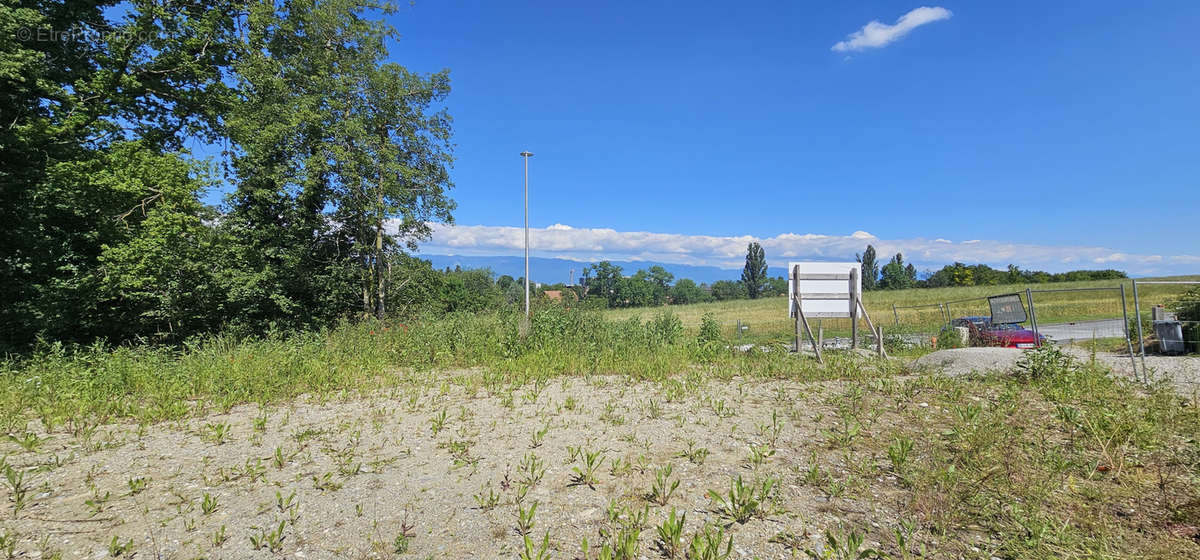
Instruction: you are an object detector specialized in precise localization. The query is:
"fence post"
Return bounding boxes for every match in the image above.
[876,326,884,358]
[1132,280,1146,382]
[938,303,947,325]
[892,304,899,327]
[1120,284,1138,383]
[1026,288,1040,347]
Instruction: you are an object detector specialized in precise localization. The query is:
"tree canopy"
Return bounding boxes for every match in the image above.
[0,0,455,351]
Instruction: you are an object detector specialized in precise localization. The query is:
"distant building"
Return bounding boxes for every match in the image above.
[541,290,578,302]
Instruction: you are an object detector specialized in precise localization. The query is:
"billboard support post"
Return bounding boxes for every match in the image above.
[791,264,823,364]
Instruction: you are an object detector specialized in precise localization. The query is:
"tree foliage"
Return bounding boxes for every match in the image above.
[0,0,455,351]
[856,245,879,291]
[740,242,768,299]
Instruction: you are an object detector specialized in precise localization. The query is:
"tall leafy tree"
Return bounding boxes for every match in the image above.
[879,253,915,290]
[856,245,879,291]
[223,0,453,326]
[583,261,624,307]
[0,0,240,348]
[740,242,768,299]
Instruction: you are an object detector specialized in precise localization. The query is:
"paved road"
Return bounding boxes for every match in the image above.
[1037,318,1126,341]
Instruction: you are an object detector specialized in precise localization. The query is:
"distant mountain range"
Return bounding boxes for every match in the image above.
[420,254,748,285]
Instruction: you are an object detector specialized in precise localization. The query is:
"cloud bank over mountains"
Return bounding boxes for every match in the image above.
[404,222,1199,276]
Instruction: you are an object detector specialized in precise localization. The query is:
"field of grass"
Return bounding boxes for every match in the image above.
[1,310,1199,558]
[605,275,1200,344]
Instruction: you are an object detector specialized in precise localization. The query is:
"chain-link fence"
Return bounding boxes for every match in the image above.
[1133,280,1200,353]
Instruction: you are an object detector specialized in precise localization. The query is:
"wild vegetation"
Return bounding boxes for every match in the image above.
[1,307,1199,558]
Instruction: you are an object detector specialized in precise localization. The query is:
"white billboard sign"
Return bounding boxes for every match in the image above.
[787,261,860,319]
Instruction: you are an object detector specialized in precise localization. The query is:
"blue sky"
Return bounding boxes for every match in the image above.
[225,2,1200,275]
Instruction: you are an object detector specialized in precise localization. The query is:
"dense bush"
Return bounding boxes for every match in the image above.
[1171,287,1200,352]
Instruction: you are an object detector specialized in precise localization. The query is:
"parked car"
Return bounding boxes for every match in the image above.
[951,316,1045,348]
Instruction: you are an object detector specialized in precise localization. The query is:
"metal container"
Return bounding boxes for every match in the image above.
[1154,320,1185,354]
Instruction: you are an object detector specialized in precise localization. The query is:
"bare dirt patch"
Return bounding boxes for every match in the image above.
[1,369,908,559]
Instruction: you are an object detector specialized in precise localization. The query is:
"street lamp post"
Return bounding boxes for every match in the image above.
[520,151,533,321]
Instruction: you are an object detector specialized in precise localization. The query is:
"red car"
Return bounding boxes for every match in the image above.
[952,316,1045,348]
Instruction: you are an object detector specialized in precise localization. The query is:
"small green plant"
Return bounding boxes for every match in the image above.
[107,536,134,557]
[649,464,679,506]
[687,524,733,560]
[7,432,42,453]
[697,313,723,345]
[519,452,546,487]
[708,475,776,524]
[678,439,709,465]
[803,529,882,560]
[126,476,148,495]
[609,456,632,477]
[530,422,549,448]
[746,444,775,469]
[393,511,416,553]
[756,410,784,446]
[519,532,551,560]
[517,501,538,535]
[313,471,342,491]
[275,489,297,513]
[822,417,862,448]
[201,492,217,515]
[210,525,227,547]
[3,463,29,516]
[571,449,606,488]
[710,399,734,418]
[474,483,500,510]
[1015,344,1075,381]
[429,409,448,437]
[0,529,16,558]
[655,507,686,558]
[249,520,286,552]
[887,437,914,473]
[85,488,111,516]
[202,422,230,445]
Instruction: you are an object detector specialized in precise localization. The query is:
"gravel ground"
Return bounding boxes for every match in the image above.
[911,346,1200,396]
[0,371,911,560]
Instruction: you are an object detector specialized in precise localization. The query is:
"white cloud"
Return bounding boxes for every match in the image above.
[832,6,952,52]
[406,222,1199,276]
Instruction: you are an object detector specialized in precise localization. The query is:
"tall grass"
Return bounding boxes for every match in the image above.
[0,306,896,430]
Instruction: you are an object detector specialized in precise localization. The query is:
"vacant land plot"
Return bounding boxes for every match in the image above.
[2,333,1199,559]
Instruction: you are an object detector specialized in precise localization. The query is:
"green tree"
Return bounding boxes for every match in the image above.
[711,280,747,301]
[878,253,915,290]
[740,242,768,299]
[583,261,624,307]
[669,278,711,304]
[856,245,879,291]
[762,276,788,297]
[0,0,240,349]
